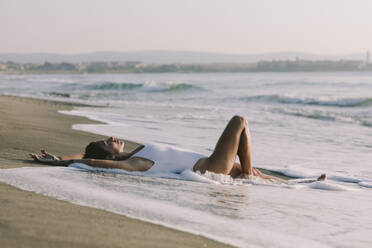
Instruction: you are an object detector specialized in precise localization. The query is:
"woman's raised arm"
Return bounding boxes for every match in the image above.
[32,149,84,160]
[30,153,153,172]
[70,157,153,171]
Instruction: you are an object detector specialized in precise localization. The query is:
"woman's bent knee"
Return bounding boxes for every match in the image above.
[231,115,248,128]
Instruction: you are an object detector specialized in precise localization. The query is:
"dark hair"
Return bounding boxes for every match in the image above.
[83,142,111,159]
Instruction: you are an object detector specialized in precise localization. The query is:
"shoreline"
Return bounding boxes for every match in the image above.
[0,94,232,248]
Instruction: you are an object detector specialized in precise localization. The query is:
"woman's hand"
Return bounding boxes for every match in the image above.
[30,149,61,165]
[40,149,60,160]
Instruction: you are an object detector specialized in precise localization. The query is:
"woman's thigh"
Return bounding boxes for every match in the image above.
[193,158,242,177]
[206,116,246,174]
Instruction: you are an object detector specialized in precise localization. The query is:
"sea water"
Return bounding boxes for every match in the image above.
[0,73,372,247]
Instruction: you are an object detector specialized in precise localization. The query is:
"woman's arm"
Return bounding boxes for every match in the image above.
[127,145,145,157]
[70,158,153,171]
[30,153,153,172]
[61,153,84,160]
[115,145,145,160]
[34,149,83,160]
[36,144,145,162]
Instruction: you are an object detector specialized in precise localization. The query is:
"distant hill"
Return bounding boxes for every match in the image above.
[0,50,366,64]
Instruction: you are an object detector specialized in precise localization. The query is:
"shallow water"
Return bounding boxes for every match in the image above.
[1,73,372,247]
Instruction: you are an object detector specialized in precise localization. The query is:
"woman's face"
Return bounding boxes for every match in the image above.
[96,137,125,156]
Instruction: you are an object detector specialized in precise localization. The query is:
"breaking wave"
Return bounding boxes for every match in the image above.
[87,82,144,90]
[271,108,372,128]
[47,91,71,98]
[272,108,337,121]
[150,83,201,92]
[84,81,200,92]
[241,94,372,108]
[164,83,194,92]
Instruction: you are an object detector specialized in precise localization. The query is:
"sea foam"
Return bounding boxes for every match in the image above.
[0,166,333,248]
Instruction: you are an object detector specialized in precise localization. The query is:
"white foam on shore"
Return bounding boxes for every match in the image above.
[0,166,332,248]
[1,164,369,248]
[69,163,362,191]
[307,181,357,191]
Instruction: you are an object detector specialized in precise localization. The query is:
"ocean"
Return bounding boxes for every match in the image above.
[1,72,372,247]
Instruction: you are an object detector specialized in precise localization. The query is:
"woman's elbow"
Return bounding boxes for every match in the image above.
[139,162,153,171]
[136,160,154,172]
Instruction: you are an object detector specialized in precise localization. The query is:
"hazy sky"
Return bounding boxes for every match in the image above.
[1,0,372,54]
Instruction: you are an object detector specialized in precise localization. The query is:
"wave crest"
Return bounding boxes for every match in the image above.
[272,107,372,129]
[84,81,200,92]
[88,82,144,90]
[160,83,197,92]
[47,91,70,98]
[241,94,372,108]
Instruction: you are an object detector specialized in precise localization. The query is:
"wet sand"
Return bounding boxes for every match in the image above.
[0,95,232,248]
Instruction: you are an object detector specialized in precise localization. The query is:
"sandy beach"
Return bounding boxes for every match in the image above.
[0,95,232,248]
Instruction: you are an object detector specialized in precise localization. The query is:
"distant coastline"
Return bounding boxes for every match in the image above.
[2,50,372,73]
[1,59,372,74]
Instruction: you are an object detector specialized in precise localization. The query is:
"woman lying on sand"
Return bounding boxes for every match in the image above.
[30,115,326,182]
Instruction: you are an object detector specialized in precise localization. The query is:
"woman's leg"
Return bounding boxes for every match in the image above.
[194,115,253,176]
[237,123,253,175]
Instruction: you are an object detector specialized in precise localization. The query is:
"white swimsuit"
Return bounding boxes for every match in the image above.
[134,143,206,173]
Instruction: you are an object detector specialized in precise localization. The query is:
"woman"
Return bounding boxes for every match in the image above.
[30,116,324,181]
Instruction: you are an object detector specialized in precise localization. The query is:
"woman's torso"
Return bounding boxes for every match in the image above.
[133,143,206,173]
